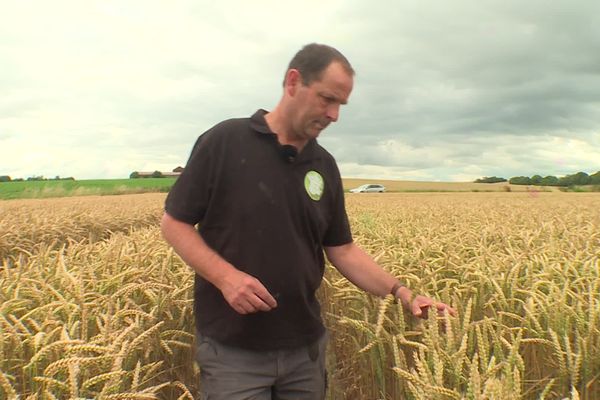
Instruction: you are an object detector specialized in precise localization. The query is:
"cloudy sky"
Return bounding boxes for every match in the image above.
[2,0,599,182]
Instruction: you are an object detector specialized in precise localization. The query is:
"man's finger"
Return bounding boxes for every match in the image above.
[411,296,432,318]
[234,303,249,315]
[253,284,278,309]
[436,303,457,317]
[249,294,273,312]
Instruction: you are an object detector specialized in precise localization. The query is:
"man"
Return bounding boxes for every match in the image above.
[161,43,455,400]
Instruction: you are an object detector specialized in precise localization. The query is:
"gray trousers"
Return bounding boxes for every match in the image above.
[196,332,328,400]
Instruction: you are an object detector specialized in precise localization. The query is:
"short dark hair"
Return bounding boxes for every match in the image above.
[284,43,354,86]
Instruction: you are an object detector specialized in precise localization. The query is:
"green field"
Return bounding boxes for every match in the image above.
[1,177,583,200]
[0,178,177,200]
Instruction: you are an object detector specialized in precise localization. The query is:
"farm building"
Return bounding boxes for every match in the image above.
[134,167,184,178]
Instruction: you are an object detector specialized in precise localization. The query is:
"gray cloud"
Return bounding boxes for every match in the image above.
[1,0,599,181]
[319,0,600,179]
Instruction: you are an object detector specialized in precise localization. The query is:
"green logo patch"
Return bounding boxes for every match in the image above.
[304,171,324,201]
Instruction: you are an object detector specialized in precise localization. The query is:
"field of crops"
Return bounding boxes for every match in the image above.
[0,179,177,200]
[1,192,599,399]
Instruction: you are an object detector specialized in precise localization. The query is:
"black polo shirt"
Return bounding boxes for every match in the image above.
[165,109,352,350]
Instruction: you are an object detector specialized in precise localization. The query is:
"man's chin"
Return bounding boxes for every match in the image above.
[308,127,325,138]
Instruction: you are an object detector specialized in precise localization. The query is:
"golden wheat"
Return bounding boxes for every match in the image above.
[1,215,196,398]
[324,192,600,399]
[2,191,599,399]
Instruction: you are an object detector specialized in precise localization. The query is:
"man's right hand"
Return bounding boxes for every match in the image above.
[160,213,278,315]
[219,270,278,314]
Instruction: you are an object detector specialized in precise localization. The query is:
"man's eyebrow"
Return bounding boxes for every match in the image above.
[320,92,348,105]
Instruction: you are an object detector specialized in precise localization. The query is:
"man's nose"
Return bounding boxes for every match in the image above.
[325,104,340,122]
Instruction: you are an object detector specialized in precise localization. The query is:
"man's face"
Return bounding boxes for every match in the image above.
[289,62,353,142]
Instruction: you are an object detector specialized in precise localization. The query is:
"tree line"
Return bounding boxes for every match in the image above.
[129,171,166,178]
[0,175,75,182]
[475,171,600,186]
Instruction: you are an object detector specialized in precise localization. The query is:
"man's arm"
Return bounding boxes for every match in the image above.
[160,212,277,314]
[324,242,456,318]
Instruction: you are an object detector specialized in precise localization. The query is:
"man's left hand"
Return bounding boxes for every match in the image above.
[410,295,456,319]
[397,287,456,319]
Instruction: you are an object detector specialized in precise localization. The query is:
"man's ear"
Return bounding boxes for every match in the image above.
[285,69,302,96]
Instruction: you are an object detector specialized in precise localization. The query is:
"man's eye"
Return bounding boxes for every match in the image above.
[320,95,335,104]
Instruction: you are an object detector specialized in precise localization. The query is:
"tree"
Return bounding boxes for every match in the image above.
[130,171,140,179]
[540,175,559,186]
[571,171,591,185]
[474,176,507,183]
[590,171,600,185]
[509,176,531,185]
[530,175,542,185]
[559,171,590,186]
[0,175,11,182]
[151,170,163,178]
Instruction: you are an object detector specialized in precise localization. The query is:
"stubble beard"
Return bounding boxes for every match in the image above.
[307,120,329,139]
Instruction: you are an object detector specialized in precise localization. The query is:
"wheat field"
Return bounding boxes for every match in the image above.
[1,192,599,399]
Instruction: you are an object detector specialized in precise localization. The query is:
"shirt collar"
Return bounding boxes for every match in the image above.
[249,109,319,158]
[249,109,275,135]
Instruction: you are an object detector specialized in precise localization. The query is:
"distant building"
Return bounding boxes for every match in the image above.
[135,167,184,178]
[161,172,182,177]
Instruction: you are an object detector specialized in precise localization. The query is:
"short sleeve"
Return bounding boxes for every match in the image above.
[165,132,217,225]
[322,164,353,247]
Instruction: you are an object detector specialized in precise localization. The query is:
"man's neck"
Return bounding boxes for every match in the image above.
[264,108,308,151]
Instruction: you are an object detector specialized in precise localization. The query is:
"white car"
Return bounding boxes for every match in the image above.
[349,184,386,193]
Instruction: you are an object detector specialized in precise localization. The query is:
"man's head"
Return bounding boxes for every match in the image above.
[279,43,354,144]
[283,43,355,87]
